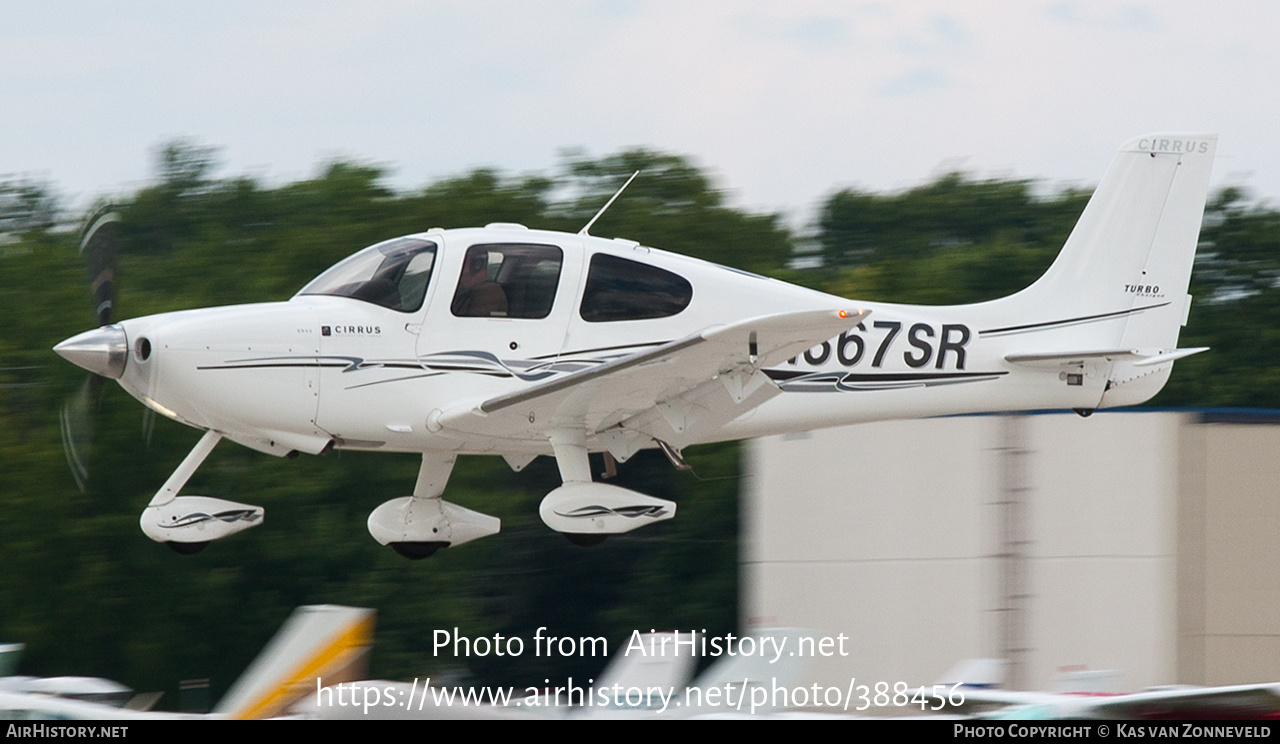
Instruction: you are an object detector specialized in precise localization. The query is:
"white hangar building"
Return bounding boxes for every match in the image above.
[742,410,1280,692]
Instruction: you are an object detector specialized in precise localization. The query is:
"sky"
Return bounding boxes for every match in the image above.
[2,1,1277,225]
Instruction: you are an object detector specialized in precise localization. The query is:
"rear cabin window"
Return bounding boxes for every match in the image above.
[451,243,563,319]
[579,253,693,322]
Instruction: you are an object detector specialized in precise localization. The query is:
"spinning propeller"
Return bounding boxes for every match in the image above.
[57,207,154,492]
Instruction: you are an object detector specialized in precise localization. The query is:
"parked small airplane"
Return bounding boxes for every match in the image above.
[965,683,1280,720]
[942,671,1280,717]
[931,661,1280,720]
[54,134,1217,556]
[300,628,812,720]
[0,605,373,720]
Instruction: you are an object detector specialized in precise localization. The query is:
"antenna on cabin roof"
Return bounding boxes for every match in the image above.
[578,170,640,237]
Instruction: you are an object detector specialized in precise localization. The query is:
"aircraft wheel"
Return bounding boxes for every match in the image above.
[564,533,607,547]
[167,541,209,555]
[390,541,448,560]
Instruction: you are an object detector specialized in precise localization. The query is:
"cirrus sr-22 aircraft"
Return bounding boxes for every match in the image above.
[54,133,1216,557]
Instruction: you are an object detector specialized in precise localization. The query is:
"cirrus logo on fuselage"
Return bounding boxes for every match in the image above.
[321,325,382,337]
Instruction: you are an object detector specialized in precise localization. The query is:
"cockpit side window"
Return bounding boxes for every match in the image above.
[298,238,437,313]
[451,243,563,319]
[579,253,693,322]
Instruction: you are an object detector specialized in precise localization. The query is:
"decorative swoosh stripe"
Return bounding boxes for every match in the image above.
[554,505,670,519]
[196,340,677,388]
[198,356,422,373]
[343,371,445,390]
[764,369,1007,392]
[529,340,670,360]
[978,303,1170,337]
[417,351,623,382]
[194,343,670,389]
[200,348,1008,396]
[163,509,262,530]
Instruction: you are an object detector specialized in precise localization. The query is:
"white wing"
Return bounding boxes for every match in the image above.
[438,308,868,457]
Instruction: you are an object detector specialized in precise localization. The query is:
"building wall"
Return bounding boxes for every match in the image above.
[1179,421,1280,685]
[1020,412,1181,691]
[744,411,1193,692]
[744,416,996,692]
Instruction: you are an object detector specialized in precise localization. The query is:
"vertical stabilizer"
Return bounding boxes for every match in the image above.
[583,631,698,715]
[1012,134,1215,346]
[682,628,812,716]
[213,605,375,720]
[994,134,1216,407]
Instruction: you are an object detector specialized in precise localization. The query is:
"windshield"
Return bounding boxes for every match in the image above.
[297,238,437,312]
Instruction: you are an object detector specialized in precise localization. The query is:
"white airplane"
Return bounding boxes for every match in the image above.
[937,676,1280,720]
[54,133,1217,556]
[903,659,1280,720]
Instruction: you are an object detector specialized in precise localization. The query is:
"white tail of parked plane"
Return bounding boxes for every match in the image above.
[0,605,374,720]
[215,604,375,719]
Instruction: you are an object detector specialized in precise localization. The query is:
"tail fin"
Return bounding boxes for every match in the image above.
[933,658,1007,689]
[213,605,375,720]
[682,628,812,716]
[594,631,698,701]
[998,133,1217,406]
[1017,133,1216,343]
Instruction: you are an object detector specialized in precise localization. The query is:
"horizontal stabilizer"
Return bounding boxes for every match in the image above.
[1132,347,1210,367]
[1005,347,1208,369]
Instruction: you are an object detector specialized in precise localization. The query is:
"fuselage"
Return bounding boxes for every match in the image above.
[96,223,1121,460]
